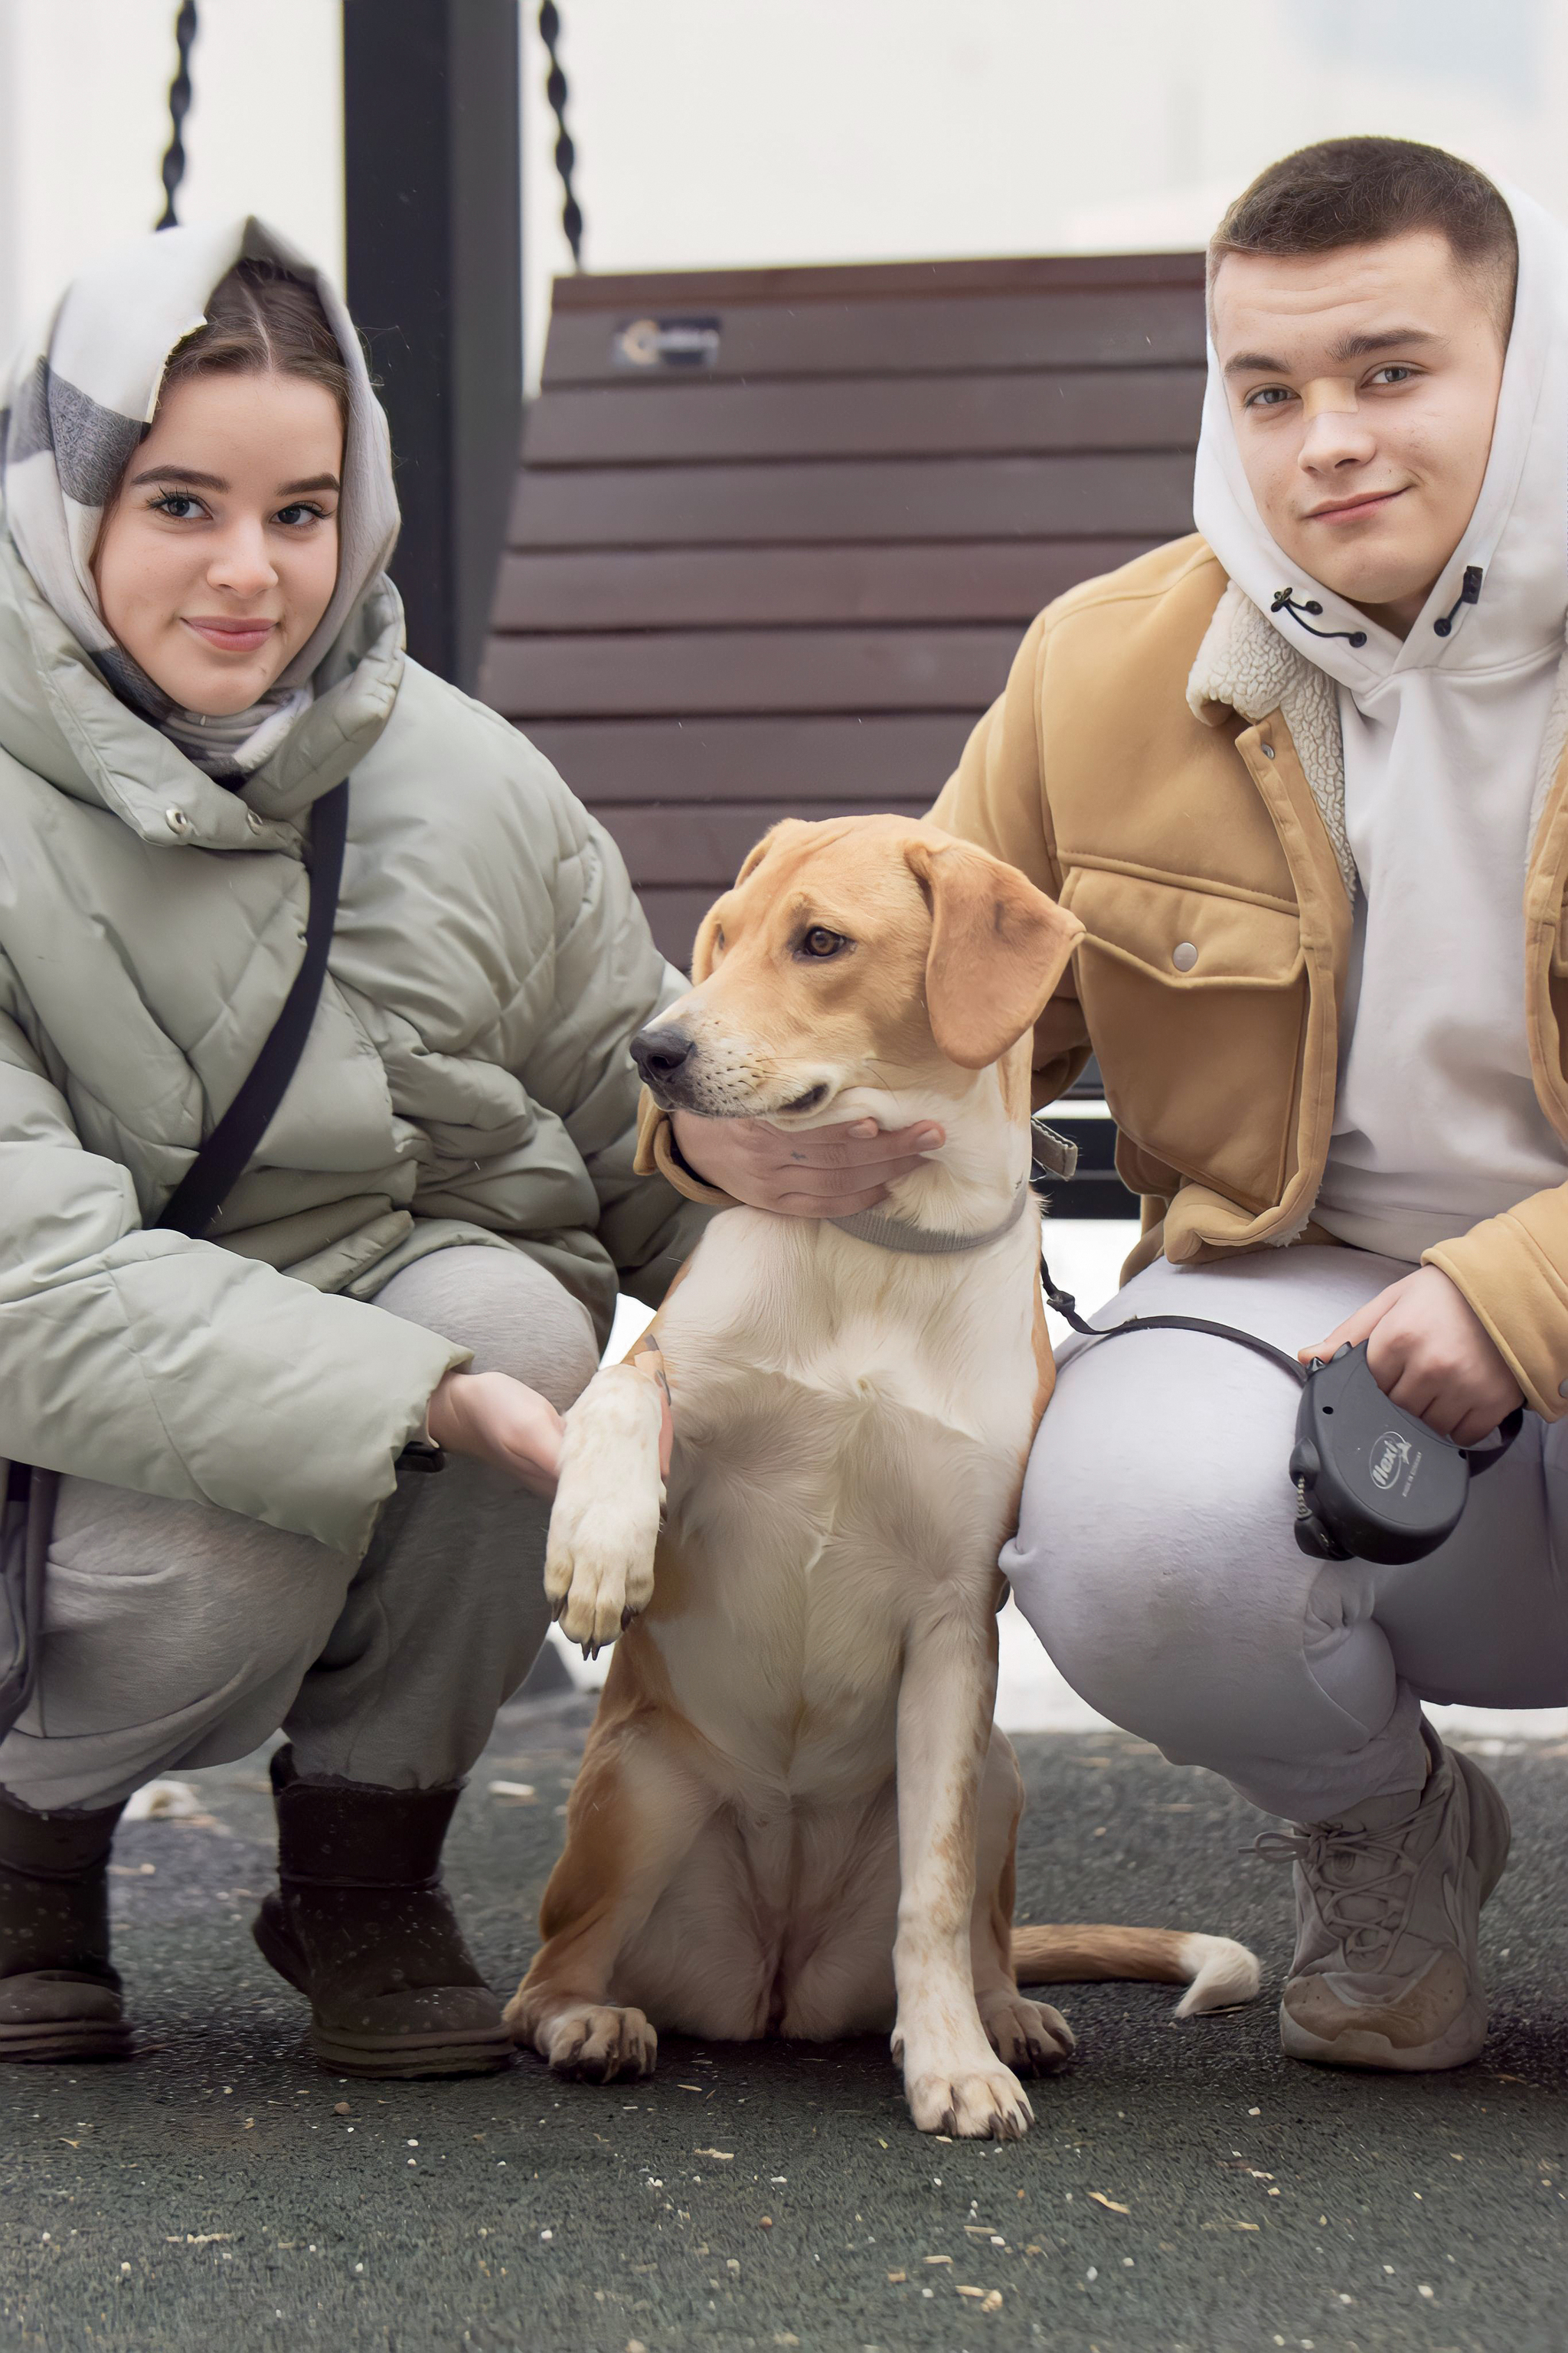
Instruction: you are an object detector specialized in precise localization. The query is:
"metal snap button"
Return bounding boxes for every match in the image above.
[1172,941,1199,972]
[244,808,266,835]
[1559,1377,1568,1400]
[1260,743,1276,759]
[165,807,191,835]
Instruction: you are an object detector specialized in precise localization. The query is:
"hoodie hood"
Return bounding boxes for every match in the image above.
[1194,185,1568,700]
[1191,181,1568,1266]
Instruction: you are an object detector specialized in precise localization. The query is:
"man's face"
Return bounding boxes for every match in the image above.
[1211,229,1508,636]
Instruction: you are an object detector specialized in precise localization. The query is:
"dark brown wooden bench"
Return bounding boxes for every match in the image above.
[479,250,1207,1213]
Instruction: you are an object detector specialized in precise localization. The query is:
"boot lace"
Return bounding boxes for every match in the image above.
[1249,1820,1419,1972]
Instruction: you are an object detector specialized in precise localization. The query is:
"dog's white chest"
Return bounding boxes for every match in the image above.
[648,1213,1037,1793]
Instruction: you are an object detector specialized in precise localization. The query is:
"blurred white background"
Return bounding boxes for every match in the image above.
[2,0,1563,1747]
[2,0,1566,380]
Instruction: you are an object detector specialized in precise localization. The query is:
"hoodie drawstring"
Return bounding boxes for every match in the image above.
[1433,565,1485,638]
[1269,589,1368,649]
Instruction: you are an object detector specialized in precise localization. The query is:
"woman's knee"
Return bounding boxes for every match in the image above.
[34,1478,343,1738]
[374,1245,600,1411]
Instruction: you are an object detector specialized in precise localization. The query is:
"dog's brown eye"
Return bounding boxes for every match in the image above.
[799,926,848,959]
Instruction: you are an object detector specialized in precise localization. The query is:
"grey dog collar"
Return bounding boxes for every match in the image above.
[827,1175,1033,1257]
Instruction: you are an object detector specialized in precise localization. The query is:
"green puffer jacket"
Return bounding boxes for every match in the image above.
[0,531,702,1559]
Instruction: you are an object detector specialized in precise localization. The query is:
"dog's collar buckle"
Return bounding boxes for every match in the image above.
[825,1175,1032,1257]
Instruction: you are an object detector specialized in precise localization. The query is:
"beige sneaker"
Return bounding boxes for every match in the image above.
[1262,1721,1510,2073]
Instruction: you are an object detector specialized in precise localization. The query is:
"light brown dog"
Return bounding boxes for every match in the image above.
[505,816,1256,2139]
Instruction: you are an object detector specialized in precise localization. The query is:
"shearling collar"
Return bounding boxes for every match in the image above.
[1187,571,1568,892]
[1185,578,1356,900]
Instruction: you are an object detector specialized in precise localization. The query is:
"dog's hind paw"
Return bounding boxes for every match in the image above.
[980,1990,1076,2074]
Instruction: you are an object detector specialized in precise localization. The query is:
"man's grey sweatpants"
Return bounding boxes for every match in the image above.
[1007,1244,1568,1823]
[0,1247,599,1814]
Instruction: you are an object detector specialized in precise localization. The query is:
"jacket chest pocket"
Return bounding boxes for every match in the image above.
[1060,868,1308,1214]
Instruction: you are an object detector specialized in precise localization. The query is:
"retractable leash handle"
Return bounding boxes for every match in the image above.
[1288,1342,1522,1566]
[1037,1252,1523,1568]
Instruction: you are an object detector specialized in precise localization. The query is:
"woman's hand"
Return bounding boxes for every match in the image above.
[670,1108,944,1215]
[425,1368,567,1498]
[1298,1265,1524,1446]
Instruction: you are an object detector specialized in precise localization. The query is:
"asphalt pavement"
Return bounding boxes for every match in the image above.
[2,1693,1566,2353]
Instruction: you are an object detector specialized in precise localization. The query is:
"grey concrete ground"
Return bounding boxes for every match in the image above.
[2,1694,1565,2353]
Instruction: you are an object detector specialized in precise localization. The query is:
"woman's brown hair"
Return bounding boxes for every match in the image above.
[158,257,351,429]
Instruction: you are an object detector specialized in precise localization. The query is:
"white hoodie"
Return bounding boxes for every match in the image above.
[1192,189,1568,1265]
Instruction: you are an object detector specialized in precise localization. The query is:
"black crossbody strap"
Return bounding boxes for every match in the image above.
[156,781,349,1241]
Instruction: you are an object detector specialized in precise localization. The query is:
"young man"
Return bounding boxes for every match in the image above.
[659,138,1568,2074]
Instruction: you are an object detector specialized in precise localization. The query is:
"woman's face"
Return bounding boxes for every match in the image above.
[93,368,343,714]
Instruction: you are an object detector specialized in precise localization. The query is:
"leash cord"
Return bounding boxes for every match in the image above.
[1039,1253,1307,1385]
[1039,1252,1523,1471]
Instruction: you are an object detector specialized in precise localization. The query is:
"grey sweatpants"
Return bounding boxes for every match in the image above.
[1007,1244,1568,1822]
[0,1247,599,1814]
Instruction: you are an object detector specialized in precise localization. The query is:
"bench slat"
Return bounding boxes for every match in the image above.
[481,625,1021,720]
[492,540,1157,631]
[508,451,1195,549]
[543,286,1209,385]
[526,714,974,805]
[589,799,932,888]
[523,367,1206,466]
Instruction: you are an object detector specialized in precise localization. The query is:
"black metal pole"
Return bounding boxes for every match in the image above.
[341,0,522,691]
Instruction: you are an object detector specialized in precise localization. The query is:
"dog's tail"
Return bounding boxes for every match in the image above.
[1010,1925,1259,2018]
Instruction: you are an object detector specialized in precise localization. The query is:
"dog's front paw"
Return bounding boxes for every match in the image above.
[535,2002,658,2083]
[904,2057,1034,2140]
[544,1366,664,1652]
[980,1989,1076,2075]
[896,2028,1034,2139]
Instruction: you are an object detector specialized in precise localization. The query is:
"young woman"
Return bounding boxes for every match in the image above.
[0,217,710,2077]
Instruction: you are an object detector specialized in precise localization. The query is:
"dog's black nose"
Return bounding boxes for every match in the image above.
[630,1025,695,1086]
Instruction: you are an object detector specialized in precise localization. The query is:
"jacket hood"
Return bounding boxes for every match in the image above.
[1193,185,1568,695]
[0,524,404,847]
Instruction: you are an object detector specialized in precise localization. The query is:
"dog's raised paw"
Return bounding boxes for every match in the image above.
[980,1990,1076,2074]
[544,1366,665,1648]
[539,2002,657,2084]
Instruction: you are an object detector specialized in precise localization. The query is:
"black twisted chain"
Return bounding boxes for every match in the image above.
[155,0,199,230]
[537,1,584,270]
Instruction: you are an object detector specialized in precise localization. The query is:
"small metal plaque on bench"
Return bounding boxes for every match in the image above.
[612,315,722,370]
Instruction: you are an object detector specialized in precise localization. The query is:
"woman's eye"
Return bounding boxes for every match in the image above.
[1244,385,1295,410]
[799,926,848,959]
[1368,365,1414,387]
[275,502,328,528]
[152,492,204,520]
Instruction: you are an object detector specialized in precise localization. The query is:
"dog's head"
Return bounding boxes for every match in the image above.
[631,815,1083,1125]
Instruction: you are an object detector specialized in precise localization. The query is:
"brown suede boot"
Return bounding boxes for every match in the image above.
[0,1790,132,2061]
[252,1746,512,2078]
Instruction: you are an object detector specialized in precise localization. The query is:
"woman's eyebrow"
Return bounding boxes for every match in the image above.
[279,474,341,495]
[127,464,226,489]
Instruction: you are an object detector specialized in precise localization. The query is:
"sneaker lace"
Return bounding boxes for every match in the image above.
[1248,1821,1419,1971]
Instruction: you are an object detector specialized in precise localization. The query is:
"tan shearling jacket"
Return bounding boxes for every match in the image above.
[930,534,1568,1423]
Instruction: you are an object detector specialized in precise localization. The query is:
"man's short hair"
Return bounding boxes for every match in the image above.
[1210,137,1518,335]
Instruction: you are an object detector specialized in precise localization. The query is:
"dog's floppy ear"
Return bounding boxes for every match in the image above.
[904,834,1083,1069]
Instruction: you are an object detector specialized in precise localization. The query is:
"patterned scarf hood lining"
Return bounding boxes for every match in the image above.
[0,216,400,777]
